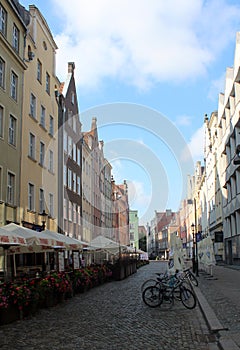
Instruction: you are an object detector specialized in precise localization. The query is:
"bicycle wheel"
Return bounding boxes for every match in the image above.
[142,286,162,308]
[141,279,159,293]
[188,272,198,287]
[180,287,197,309]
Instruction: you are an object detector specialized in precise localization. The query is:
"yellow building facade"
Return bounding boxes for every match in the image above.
[20,5,59,231]
[0,0,28,225]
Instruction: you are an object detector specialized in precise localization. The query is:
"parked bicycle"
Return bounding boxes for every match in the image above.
[140,271,169,292]
[142,273,197,310]
[181,267,198,287]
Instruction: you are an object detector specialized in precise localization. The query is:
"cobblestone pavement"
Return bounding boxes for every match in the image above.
[0,261,218,350]
[197,264,240,348]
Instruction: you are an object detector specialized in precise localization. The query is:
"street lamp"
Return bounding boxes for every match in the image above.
[40,210,48,230]
[191,223,196,273]
[191,223,199,276]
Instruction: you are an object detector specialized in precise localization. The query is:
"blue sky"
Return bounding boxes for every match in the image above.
[20,0,240,224]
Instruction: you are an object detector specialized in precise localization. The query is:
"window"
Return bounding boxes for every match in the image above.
[64,199,67,219]
[69,201,72,221]
[10,71,18,100]
[72,143,76,162]
[63,131,67,153]
[64,165,67,186]
[72,172,76,192]
[12,24,19,52]
[28,183,35,211]
[9,115,16,146]
[77,176,80,195]
[49,150,53,172]
[7,172,15,205]
[39,141,45,166]
[39,189,44,213]
[49,115,54,136]
[71,92,74,105]
[68,168,72,188]
[37,60,42,82]
[77,148,80,166]
[46,72,50,94]
[49,193,53,217]
[29,133,35,159]
[0,4,7,36]
[0,57,5,88]
[73,203,76,223]
[30,93,36,118]
[73,117,77,132]
[40,105,45,128]
[0,105,3,138]
[68,135,72,157]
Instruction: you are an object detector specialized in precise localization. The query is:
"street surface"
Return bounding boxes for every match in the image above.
[197,264,240,349]
[0,261,218,350]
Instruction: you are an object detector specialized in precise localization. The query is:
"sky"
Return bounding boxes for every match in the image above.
[20,0,240,225]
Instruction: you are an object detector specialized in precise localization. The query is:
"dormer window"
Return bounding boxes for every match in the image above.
[71,92,74,104]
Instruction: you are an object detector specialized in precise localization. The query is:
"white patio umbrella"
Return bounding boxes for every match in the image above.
[0,226,27,280]
[2,223,64,251]
[87,235,120,254]
[44,230,85,250]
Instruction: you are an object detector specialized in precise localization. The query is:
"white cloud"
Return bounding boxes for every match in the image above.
[175,115,192,127]
[208,72,226,102]
[51,0,240,90]
[188,126,205,162]
[127,180,151,211]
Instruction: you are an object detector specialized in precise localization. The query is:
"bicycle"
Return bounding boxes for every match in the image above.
[182,267,198,287]
[142,273,197,309]
[140,271,169,292]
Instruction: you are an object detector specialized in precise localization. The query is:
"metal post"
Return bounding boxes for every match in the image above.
[191,223,195,273]
[196,231,199,276]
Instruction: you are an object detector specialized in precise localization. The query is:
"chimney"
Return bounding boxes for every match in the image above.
[68,62,75,74]
[91,117,97,131]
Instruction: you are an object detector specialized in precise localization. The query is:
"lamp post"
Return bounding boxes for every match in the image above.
[195,229,199,277]
[191,223,199,276]
[191,223,196,273]
[40,210,48,230]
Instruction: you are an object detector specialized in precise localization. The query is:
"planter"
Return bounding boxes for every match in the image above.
[0,304,19,325]
[57,292,65,304]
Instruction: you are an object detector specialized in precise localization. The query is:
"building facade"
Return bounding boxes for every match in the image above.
[58,62,82,239]
[129,210,139,249]
[0,0,28,226]
[20,5,59,231]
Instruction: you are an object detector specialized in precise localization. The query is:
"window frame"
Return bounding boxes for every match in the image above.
[28,183,35,211]
[39,141,45,166]
[39,188,45,213]
[29,132,36,159]
[46,72,50,94]
[12,24,19,53]
[49,149,54,172]
[0,4,7,36]
[0,105,4,138]
[10,71,18,100]
[37,59,42,83]
[30,93,36,118]
[9,114,16,146]
[49,115,54,136]
[0,57,5,88]
[40,105,46,128]
[7,172,15,205]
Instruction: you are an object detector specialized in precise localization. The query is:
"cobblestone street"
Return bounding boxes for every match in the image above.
[0,262,218,350]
